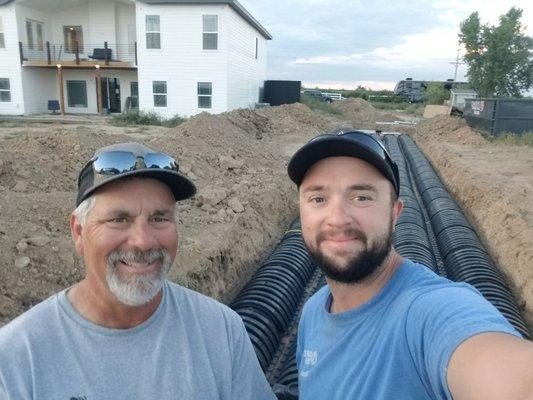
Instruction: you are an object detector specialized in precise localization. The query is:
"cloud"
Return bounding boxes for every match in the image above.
[291,53,364,65]
[241,0,529,89]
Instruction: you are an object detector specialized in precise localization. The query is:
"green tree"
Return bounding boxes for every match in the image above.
[459,7,533,97]
[424,83,450,105]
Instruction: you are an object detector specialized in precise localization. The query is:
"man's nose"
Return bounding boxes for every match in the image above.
[128,220,157,250]
[326,197,353,227]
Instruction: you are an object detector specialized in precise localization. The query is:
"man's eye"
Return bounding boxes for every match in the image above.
[152,216,169,223]
[311,197,325,204]
[109,217,128,224]
[355,195,370,201]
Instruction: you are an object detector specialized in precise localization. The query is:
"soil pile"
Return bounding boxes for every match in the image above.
[415,115,486,145]
[1,104,531,332]
[411,116,533,326]
[0,103,332,325]
[331,98,398,126]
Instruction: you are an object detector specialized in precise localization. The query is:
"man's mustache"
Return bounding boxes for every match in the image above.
[316,227,367,245]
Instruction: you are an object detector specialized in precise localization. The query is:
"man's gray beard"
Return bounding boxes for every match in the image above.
[106,248,172,307]
[307,221,393,284]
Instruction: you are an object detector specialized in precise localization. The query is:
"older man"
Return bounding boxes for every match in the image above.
[0,142,275,400]
[287,131,533,400]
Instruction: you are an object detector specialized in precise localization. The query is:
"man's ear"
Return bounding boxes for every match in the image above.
[392,198,404,227]
[70,213,84,255]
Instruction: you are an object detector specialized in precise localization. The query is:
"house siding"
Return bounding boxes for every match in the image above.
[0,0,268,117]
[226,6,267,110]
[21,68,57,114]
[0,3,24,114]
[115,2,136,62]
[136,2,228,118]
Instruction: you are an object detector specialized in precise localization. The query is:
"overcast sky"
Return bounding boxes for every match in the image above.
[239,0,533,90]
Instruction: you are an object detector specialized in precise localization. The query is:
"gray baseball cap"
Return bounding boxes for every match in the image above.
[76,142,196,206]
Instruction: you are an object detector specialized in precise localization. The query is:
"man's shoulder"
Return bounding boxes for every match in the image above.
[0,292,61,351]
[165,281,242,324]
[300,284,329,319]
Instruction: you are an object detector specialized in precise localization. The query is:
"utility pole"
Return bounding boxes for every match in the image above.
[449,47,465,81]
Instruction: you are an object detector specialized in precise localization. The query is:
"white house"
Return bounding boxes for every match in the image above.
[0,0,271,117]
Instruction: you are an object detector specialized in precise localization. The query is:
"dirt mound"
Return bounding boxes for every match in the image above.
[331,98,398,124]
[0,104,331,325]
[416,115,486,145]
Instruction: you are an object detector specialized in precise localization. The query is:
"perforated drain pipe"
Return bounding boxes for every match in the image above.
[230,218,316,371]
[397,134,530,339]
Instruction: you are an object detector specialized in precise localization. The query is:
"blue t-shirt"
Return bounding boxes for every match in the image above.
[296,259,520,400]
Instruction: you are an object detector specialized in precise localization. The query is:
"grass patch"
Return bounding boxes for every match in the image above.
[299,95,343,115]
[488,131,533,146]
[111,111,187,128]
[370,101,424,116]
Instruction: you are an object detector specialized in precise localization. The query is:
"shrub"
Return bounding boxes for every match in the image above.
[300,95,342,115]
[489,131,533,146]
[111,111,186,127]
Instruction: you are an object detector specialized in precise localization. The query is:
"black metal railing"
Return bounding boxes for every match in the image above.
[19,41,137,66]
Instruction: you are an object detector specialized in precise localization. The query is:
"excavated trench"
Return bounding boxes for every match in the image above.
[229,133,531,395]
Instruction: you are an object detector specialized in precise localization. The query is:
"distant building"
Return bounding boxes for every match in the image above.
[0,0,271,117]
[394,78,468,102]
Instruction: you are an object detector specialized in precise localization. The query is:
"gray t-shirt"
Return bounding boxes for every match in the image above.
[0,280,276,400]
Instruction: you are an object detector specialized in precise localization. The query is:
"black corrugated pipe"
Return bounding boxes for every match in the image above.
[398,134,530,339]
[384,135,441,274]
[231,219,317,371]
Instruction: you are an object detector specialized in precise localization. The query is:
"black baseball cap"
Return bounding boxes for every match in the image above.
[76,142,196,206]
[287,131,400,196]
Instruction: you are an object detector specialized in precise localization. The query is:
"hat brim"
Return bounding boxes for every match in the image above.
[287,136,398,194]
[77,169,196,206]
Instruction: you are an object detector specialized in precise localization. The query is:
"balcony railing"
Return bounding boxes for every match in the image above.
[19,41,138,67]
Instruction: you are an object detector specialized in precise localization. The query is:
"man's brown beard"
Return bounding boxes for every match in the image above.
[307,222,393,284]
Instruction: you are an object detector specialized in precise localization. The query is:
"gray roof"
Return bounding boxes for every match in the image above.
[140,0,272,39]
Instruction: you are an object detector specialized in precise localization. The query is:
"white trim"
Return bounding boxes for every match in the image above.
[153,80,167,107]
[145,15,161,49]
[0,16,5,48]
[0,77,11,102]
[197,81,212,108]
[202,14,217,50]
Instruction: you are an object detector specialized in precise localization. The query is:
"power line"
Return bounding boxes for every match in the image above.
[449,47,465,81]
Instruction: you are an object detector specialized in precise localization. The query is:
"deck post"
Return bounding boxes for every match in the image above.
[104,42,109,66]
[46,42,51,65]
[75,41,80,65]
[95,65,103,115]
[57,65,65,116]
[18,42,24,65]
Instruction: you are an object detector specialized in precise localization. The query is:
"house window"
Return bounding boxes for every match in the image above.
[26,20,33,49]
[198,82,212,108]
[26,20,44,51]
[202,15,217,50]
[63,26,84,53]
[36,22,43,51]
[254,37,258,59]
[0,78,11,102]
[153,81,167,107]
[146,15,161,49]
[0,17,4,48]
[67,80,88,108]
